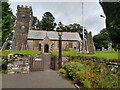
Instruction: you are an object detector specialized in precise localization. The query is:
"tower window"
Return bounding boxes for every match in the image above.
[22,15,25,18]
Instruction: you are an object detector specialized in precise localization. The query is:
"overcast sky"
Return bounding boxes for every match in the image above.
[8,0,106,36]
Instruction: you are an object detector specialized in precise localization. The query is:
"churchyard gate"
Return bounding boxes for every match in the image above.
[30,54,52,71]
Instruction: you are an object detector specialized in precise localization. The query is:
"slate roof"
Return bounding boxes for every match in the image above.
[27,30,81,41]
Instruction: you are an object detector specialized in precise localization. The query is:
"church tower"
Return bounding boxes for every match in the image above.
[12,5,33,51]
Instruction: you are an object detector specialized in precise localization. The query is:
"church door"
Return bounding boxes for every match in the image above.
[44,44,49,53]
[39,44,41,51]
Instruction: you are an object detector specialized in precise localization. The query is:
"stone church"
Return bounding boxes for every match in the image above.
[11,5,82,53]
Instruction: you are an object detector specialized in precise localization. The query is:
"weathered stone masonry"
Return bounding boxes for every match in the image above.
[12,5,33,51]
[12,5,82,53]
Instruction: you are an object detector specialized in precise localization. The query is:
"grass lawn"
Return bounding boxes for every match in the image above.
[51,51,119,60]
[0,50,42,56]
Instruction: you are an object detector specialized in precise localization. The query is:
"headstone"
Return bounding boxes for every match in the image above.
[117,49,119,52]
[97,49,100,51]
[112,48,115,52]
[86,32,95,54]
[102,47,107,52]
[83,38,88,53]
[108,43,113,52]
[102,47,104,51]
[76,41,80,53]
[104,49,107,51]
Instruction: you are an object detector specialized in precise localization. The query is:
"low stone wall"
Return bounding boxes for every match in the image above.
[52,55,120,70]
[68,56,120,67]
[50,56,69,70]
[7,54,32,74]
[62,56,69,65]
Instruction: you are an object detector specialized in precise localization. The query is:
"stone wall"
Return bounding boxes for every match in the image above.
[50,56,70,71]
[27,39,81,53]
[7,54,32,74]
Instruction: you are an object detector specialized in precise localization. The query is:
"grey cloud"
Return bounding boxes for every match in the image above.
[9,1,106,36]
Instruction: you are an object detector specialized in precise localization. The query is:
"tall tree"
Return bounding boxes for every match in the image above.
[1,2,15,45]
[57,23,88,40]
[100,1,120,44]
[57,22,64,30]
[32,16,41,30]
[40,12,57,31]
[93,28,112,50]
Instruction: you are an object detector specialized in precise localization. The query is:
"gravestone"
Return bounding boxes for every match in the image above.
[102,47,104,51]
[112,48,115,52]
[97,49,100,51]
[83,38,89,54]
[86,32,95,54]
[102,47,107,52]
[117,49,119,52]
[76,41,80,53]
[108,43,113,52]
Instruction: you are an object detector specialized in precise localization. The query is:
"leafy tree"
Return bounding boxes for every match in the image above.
[1,2,15,45]
[100,1,120,44]
[57,22,64,30]
[40,12,57,31]
[32,16,41,30]
[57,22,88,40]
[93,28,112,50]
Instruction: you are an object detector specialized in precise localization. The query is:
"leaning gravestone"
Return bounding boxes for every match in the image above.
[76,41,80,53]
[83,38,89,54]
[86,32,95,54]
[108,43,113,52]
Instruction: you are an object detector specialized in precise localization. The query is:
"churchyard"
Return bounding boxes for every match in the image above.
[1,50,120,88]
[1,1,120,89]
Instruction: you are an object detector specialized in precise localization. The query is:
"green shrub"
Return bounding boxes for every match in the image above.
[58,68,66,74]
[82,79,91,88]
[64,47,70,51]
[15,71,20,74]
[63,62,85,79]
[62,58,119,88]
[2,70,8,74]
[2,60,8,70]
[9,59,14,63]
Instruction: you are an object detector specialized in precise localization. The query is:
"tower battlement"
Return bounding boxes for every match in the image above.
[17,5,32,10]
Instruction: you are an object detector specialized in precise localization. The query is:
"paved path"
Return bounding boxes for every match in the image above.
[43,54,51,70]
[2,70,75,88]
